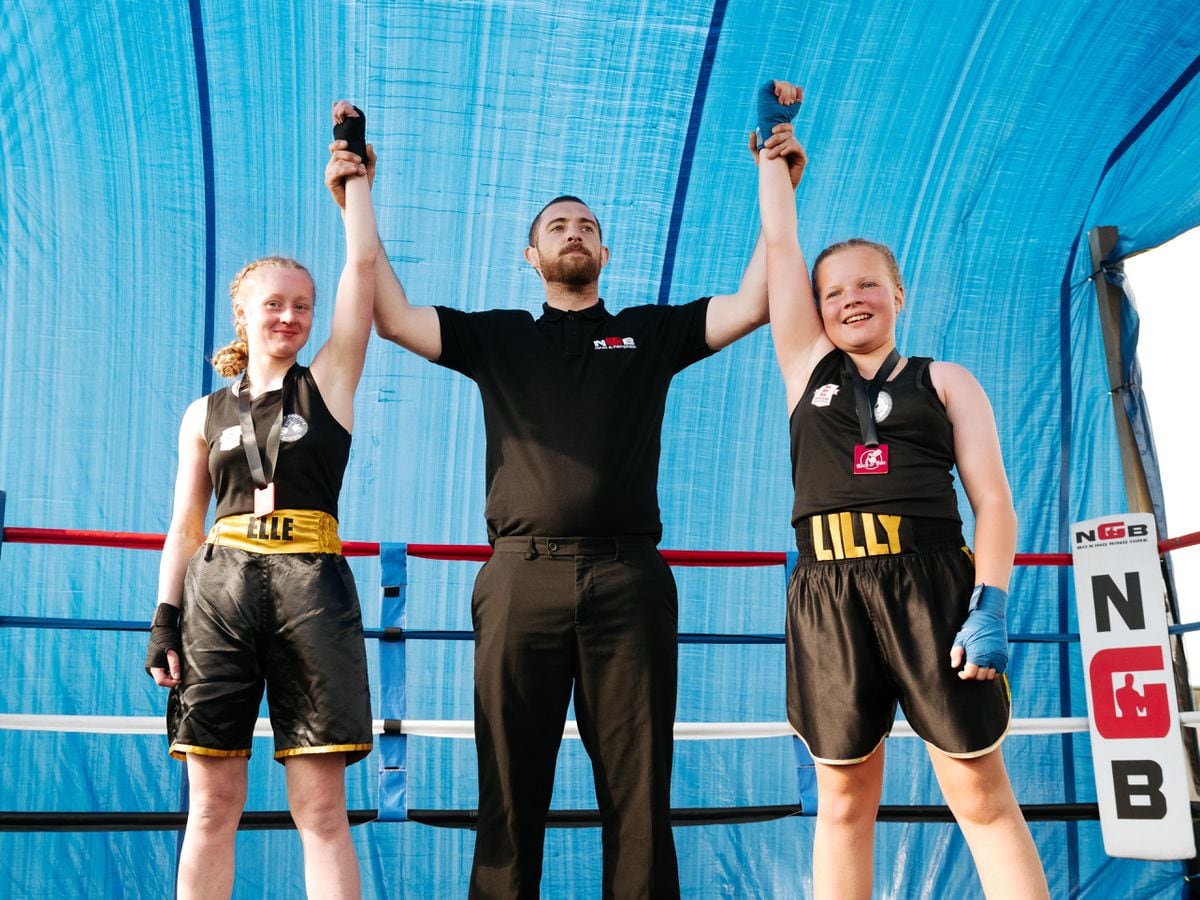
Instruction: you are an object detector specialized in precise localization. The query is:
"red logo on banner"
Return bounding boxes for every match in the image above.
[1098,521,1127,540]
[1089,645,1171,739]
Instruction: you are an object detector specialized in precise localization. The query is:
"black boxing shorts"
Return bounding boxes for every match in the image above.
[167,510,372,764]
[786,511,1010,763]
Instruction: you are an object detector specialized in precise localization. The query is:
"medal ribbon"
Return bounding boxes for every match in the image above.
[236,366,293,489]
[844,348,901,447]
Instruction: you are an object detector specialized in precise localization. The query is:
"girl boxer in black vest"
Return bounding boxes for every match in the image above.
[146,101,378,900]
[755,81,1047,899]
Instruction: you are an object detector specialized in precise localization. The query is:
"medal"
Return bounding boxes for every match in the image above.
[253,483,276,517]
[844,349,900,476]
[237,368,292,517]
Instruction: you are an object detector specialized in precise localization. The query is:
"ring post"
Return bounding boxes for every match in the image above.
[0,490,6,560]
[378,542,409,821]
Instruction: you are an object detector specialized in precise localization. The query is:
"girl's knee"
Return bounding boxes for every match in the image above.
[817,781,881,827]
[287,769,350,837]
[188,775,247,825]
[815,754,885,827]
[290,794,350,839]
[939,766,1016,827]
[187,789,245,834]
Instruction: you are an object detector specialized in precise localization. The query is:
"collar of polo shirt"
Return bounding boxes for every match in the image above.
[540,299,609,321]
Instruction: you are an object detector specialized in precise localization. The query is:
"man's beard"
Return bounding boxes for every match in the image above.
[540,248,601,287]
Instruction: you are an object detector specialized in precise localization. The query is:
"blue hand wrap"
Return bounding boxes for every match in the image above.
[333,105,367,165]
[952,584,1009,674]
[756,80,799,150]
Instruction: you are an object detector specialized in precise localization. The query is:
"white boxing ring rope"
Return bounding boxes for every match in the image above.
[5,712,1200,738]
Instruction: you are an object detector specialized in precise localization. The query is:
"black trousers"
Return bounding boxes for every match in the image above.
[468,536,680,900]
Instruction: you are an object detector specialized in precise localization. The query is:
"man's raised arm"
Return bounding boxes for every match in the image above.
[326,139,442,361]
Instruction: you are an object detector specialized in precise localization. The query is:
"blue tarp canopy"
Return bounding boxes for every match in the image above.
[2,1,1199,896]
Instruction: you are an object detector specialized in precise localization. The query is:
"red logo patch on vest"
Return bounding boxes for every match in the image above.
[853,444,889,475]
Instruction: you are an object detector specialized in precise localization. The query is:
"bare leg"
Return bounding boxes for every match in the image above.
[177,755,248,900]
[812,748,885,900]
[285,753,361,900]
[927,746,1049,899]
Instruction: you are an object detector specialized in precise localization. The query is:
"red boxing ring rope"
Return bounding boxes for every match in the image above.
[7,525,1199,564]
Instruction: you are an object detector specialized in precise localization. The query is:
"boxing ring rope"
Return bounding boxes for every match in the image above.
[3,521,1200,831]
[22,713,1200,739]
[3,526,1198,644]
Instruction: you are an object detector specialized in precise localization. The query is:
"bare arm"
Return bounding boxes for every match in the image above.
[150,398,212,688]
[933,362,1017,590]
[373,238,441,360]
[704,233,767,351]
[310,102,381,429]
[705,124,810,352]
[757,112,831,411]
[325,140,442,362]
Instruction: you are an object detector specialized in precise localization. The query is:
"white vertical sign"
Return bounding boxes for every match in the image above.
[1072,512,1195,859]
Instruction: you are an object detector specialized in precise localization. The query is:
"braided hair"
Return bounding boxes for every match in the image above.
[210,256,313,377]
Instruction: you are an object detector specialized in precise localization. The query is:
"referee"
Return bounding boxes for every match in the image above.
[326,137,805,899]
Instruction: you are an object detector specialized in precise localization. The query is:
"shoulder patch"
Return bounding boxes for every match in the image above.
[811,383,839,407]
[218,425,241,451]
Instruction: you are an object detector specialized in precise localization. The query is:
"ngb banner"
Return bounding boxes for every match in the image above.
[1071,513,1195,859]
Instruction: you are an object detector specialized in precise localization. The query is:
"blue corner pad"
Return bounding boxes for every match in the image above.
[380,543,408,628]
[378,543,410,822]
[0,490,6,561]
[381,542,409,589]
[377,752,409,822]
[379,543,408,721]
[785,549,798,585]
[380,640,407,721]
[792,735,818,815]
[381,729,407,767]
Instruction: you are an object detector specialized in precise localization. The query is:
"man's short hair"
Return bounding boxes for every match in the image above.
[528,195,602,247]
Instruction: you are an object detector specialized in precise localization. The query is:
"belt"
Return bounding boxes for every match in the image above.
[795,512,963,563]
[492,535,654,560]
[206,509,342,555]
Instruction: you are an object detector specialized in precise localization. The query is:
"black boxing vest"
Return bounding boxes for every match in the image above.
[204,365,350,520]
[789,349,961,529]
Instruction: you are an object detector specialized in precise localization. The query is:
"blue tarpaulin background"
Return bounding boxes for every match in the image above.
[2,1,1199,896]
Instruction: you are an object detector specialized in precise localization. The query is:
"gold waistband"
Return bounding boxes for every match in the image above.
[207,510,342,555]
[800,511,964,562]
[810,512,905,560]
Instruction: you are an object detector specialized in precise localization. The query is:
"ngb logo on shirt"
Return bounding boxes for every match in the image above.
[593,336,637,350]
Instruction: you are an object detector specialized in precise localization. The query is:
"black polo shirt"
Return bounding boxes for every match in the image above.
[435,297,713,542]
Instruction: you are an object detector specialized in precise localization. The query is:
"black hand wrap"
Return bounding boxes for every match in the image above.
[144,603,181,676]
[333,105,367,165]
